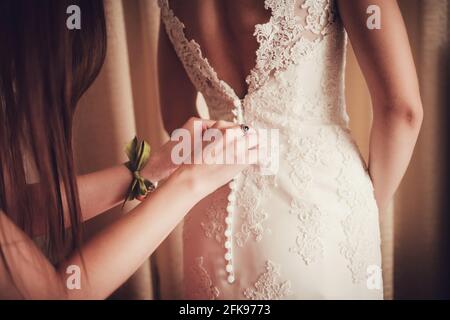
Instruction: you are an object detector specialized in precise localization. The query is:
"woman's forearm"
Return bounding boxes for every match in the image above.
[1,166,201,299]
[59,166,203,299]
[30,161,161,236]
[76,145,175,222]
[76,165,132,221]
[368,101,423,212]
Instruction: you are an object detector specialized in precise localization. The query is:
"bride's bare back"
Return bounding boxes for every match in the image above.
[168,0,271,99]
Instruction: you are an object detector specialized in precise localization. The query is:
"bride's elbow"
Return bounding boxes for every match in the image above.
[376,99,424,131]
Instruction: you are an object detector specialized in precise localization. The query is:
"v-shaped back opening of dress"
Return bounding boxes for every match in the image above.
[161,0,271,101]
[159,0,338,103]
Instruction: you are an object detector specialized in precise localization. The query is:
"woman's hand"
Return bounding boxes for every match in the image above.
[178,120,259,199]
[142,117,216,182]
[143,117,258,199]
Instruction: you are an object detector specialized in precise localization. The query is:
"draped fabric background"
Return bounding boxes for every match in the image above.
[72,0,449,299]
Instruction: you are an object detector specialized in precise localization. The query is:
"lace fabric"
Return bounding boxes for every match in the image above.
[244,260,292,300]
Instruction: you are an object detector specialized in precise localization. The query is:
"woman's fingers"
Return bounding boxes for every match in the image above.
[213,125,258,165]
[182,122,261,195]
[223,125,259,150]
[200,119,217,131]
[245,128,258,150]
[182,117,216,132]
[212,120,236,129]
[179,119,260,166]
[246,148,259,165]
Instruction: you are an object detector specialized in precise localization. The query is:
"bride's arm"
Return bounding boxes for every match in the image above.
[158,23,199,135]
[337,0,423,212]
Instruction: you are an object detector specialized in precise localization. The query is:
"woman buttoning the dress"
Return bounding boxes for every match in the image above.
[0,0,259,299]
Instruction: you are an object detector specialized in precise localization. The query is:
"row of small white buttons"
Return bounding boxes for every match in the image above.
[225,180,237,284]
[224,98,243,284]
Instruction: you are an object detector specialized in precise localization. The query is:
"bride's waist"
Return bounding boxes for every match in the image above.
[206,101,350,128]
[243,109,350,132]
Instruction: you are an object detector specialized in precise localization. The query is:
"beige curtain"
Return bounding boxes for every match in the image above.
[72,0,448,299]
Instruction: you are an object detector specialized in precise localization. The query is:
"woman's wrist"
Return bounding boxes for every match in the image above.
[141,153,161,183]
[167,165,208,203]
[142,151,174,183]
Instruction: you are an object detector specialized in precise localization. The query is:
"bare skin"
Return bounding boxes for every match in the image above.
[159,0,423,212]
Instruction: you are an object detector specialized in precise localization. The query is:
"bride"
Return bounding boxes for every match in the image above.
[158,0,423,299]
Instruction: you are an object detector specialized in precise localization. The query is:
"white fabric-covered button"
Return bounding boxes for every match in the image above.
[225,179,238,284]
[226,205,235,214]
[233,99,241,107]
[228,193,236,202]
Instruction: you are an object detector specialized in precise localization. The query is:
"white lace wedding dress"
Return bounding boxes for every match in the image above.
[159,0,383,300]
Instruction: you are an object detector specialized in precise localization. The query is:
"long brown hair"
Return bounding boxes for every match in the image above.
[0,0,107,266]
